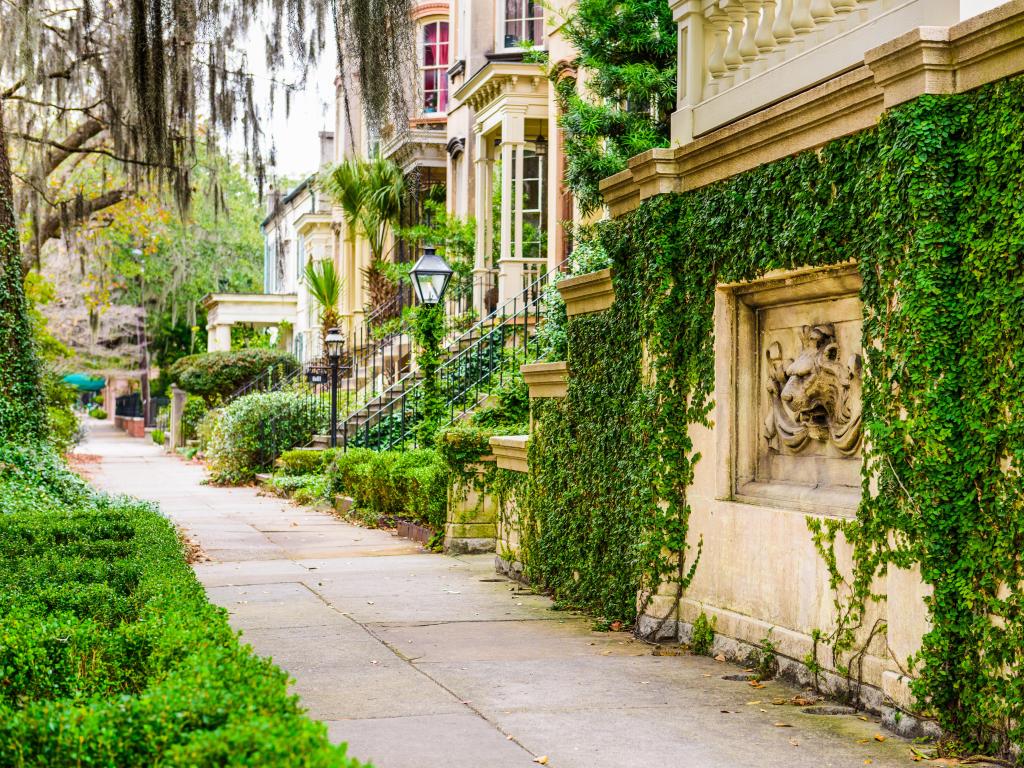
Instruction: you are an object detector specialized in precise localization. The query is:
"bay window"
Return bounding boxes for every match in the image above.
[501,0,543,49]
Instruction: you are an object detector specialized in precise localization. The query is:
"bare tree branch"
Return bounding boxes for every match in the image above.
[35,187,129,247]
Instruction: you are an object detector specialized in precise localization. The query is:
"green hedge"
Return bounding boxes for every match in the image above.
[322,448,447,531]
[205,391,325,484]
[0,444,365,767]
[169,349,299,404]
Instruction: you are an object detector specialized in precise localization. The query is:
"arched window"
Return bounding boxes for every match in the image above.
[421,20,449,114]
[501,0,543,49]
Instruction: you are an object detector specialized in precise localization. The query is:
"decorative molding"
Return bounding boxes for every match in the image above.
[521,362,568,399]
[490,435,529,473]
[446,136,466,159]
[602,3,1024,217]
[557,268,615,316]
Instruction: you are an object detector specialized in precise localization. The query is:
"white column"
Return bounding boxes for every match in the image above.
[209,323,232,352]
[497,110,526,305]
[671,0,705,144]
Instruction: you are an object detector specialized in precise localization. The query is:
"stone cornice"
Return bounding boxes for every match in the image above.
[557,268,616,316]
[601,2,1024,217]
[451,61,547,113]
[521,361,568,399]
[490,435,529,473]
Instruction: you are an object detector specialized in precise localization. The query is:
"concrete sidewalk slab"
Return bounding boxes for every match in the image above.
[81,420,920,768]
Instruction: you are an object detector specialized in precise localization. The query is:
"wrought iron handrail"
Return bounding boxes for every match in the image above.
[341,259,565,451]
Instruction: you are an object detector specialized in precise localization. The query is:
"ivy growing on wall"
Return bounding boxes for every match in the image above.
[518,71,1024,756]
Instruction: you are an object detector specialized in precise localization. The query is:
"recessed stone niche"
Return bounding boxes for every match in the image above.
[716,263,863,515]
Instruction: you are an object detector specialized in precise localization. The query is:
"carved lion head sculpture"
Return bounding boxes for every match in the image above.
[780,324,860,436]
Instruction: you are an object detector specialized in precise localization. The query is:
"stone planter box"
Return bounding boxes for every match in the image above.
[444,458,498,555]
[558,268,614,316]
[489,435,529,473]
[520,361,568,399]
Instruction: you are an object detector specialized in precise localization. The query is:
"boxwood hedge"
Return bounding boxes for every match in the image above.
[0,444,365,767]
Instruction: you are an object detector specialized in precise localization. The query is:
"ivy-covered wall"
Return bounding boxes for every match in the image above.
[511,73,1024,755]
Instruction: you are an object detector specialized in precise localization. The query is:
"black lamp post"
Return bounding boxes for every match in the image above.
[409,246,453,446]
[324,327,345,448]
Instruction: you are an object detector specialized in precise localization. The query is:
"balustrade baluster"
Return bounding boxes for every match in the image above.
[790,0,815,33]
[830,0,858,11]
[739,1,762,62]
[706,7,730,78]
[809,0,834,22]
[772,0,795,43]
[755,0,777,51]
[722,1,745,70]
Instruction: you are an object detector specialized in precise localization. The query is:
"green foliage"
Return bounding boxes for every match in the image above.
[0,444,365,767]
[553,74,1024,757]
[398,198,475,301]
[411,304,446,446]
[90,407,107,420]
[42,374,81,453]
[549,0,675,214]
[180,395,207,443]
[277,447,340,476]
[470,368,530,430]
[690,612,716,656]
[205,391,324,484]
[511,246,661,622]
[169,349,299,404]
[326,448,448,530]
[318,155,405,261]
[753,632,779,682]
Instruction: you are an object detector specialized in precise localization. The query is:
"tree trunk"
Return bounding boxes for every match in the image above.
[0,98,46,444]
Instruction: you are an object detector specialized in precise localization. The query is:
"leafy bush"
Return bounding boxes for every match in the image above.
[43,374,82,453]
[91,407,107,420]
[168,349,299,403]
[151,428,166,445]
[277,447,340,476]
[205,391,324,484]
[0,444,364,767]
[326,448,448,530]
[181,394,207,443]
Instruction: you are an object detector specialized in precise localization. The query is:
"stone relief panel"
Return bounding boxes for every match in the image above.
[763,323,863,457]
[720,263,864,514]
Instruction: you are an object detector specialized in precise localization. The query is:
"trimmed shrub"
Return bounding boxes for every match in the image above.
[91,407,107,420]
[0,444,364,767]
[181,394,207,443]
[326,449,448,530]
[168,349,299,404]
[151,428,166,445]
[277,447,341,476]
[205,391,324,484]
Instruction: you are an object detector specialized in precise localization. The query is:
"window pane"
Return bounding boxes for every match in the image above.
[424,21,437,45]
[438,21,449,43]
[438,74,449,112]
[424,69,436,90]
[438,42,449,66]
[424,44,436,67]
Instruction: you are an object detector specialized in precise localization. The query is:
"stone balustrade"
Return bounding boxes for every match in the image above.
[670,0,959,142]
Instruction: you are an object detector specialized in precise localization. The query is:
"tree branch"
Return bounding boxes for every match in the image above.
[35,187,129,248]
[10,131,170,169]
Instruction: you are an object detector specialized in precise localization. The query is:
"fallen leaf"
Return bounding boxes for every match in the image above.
[714,654,726,662]
[610,621,623,631]
[873,734,886,742]
[771,698,787,705]
[773,722,793,728]
[533,757,548,765]
[506,735,513,741]
[864,761,873,765]
[746,701,762,706]
[703,673,712,678]
[366,601,375,605]
[789,738,799,747]
[792,696,815,706]
[748,681,765,689]
[858,716,869,721]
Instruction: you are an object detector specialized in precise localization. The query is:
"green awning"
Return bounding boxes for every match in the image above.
[62,374,106,392]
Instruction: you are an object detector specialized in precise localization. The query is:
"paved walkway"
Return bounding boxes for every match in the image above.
[81,420,918,768]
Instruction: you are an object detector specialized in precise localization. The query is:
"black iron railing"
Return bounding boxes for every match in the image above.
[115,393,143,418]
[341,261,562,452]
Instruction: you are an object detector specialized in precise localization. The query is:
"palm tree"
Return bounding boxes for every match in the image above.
[318,154,406,318]
[303,259,344,359]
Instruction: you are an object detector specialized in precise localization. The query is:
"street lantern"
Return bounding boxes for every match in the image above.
[533,133,547,158]
[325,327,345,360]
[410,246,453,306]
[324,327,345,448]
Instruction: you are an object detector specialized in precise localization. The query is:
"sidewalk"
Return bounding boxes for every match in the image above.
[81,420,917,768]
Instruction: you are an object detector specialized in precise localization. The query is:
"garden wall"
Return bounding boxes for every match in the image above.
[495,4,1024,754]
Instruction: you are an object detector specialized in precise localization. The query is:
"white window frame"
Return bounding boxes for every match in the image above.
[496,0,545,52]
[419,18,450,116]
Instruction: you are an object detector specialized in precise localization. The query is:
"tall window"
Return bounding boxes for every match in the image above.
[502,0,543,49]
[421,20,449,114]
